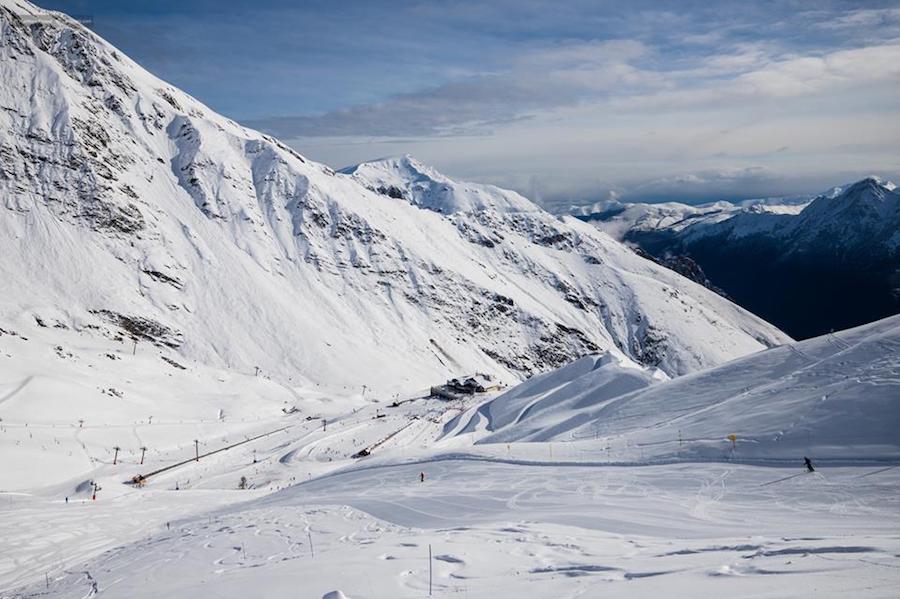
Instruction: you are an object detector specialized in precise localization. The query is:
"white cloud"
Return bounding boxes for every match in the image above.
[817,7,900,30]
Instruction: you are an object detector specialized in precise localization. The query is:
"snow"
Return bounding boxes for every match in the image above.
[450,315,900,462]
[572,196,813,242]
[6,464,899,598]
[443,353,667,443]
[0,0,789,397]
[0,2,897,597]
[340,154,539,215]
[583,177,900,252]
[2,317,898,598]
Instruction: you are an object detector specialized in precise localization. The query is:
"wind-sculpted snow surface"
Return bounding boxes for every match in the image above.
[453,316,900,461]
[0,0,788,393]
[443,353,667,443]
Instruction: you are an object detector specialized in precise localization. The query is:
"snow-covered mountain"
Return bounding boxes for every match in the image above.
[656,177,900,252]
[340,154,539,215]
[0,0,789,394]
[577,177,900,339]
[571,196,813,242]
[446,314,900,461]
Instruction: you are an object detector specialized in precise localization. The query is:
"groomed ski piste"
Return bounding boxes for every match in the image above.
[2,316,898,598]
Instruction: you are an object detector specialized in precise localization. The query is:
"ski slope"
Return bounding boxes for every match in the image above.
[3,318,899,597]
[7,461,900,598]
[447,315,900,462]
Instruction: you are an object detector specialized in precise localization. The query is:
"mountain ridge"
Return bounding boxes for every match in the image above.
[577,176,900,338]
[0,0,788,393]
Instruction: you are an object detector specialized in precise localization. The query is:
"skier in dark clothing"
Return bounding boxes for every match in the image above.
[804,456,815,472]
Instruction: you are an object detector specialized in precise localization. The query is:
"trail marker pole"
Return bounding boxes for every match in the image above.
[140,446,147,465]
[194,439,199,461]
[112,446,120,465]
[132,338,137,355]
[727,434,737,450]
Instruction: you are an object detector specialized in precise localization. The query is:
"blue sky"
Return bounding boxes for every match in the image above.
[36,0,900,208]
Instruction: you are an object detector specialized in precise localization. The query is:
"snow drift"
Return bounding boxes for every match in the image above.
[451,315,900,460]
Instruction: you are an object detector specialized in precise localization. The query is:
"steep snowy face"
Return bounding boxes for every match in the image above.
[0,0,788,392]
[790,177,900,254]
[343,155,790,375]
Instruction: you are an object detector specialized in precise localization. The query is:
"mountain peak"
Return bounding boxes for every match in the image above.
[862,175,896,190]
[851,175,896,194]
[342,155,540,214]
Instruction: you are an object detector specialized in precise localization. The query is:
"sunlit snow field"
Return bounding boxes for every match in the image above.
[2,317,899,598]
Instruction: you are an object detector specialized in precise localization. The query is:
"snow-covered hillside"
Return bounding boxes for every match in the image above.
[448,315,900,461]
[4,316,898,598]
[0,0,788,394]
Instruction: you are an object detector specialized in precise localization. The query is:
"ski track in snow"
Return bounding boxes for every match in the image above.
[5,461,899,598]
[2,313,899,597]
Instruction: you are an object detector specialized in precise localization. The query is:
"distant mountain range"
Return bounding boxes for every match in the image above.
[576,177,900,339]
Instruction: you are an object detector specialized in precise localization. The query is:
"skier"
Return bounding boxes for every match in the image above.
[419,472,425,483]
[804,456,815,472]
